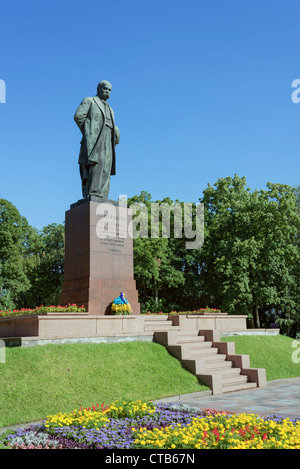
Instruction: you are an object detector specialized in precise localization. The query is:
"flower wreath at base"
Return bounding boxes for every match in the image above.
[111,292,132,315]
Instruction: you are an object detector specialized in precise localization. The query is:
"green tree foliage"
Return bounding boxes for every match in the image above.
[198,176,300,332]
[24,223,65,308]
[127,192,185,311]
[0,199,64,310]
[128,180,299,334]
[0,199,34,310]
[296,185,300,249]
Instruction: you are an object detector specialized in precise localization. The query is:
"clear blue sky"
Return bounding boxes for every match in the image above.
[1,0,299,230]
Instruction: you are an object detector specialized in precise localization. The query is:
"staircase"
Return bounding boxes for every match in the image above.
[146,316,266,395]
[144,315,180,333]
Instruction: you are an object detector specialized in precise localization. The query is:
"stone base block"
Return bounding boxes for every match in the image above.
[171,314,248,331]
[0,314,147,339]
[60,198,140,315]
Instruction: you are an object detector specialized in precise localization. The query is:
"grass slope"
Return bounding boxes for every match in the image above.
[0,341,205,427]
[222,335,300,381]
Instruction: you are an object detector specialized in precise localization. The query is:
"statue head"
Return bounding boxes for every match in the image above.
[97,80,112,101]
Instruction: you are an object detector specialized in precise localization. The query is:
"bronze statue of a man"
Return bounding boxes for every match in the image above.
[74,80,120,200]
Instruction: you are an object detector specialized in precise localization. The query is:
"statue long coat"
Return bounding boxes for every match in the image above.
[74,95,120,175]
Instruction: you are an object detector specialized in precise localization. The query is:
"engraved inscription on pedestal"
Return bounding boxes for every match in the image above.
[99,237,125,253]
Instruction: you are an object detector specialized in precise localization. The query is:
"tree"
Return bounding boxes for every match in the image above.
[128,193,185,311]
[133,236,185,311]
[0,199,34,310]
[24,223,65,308]
[198,176,300,331]
[0,199,65,310]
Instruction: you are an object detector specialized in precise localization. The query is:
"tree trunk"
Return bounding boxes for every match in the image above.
[254,304,260,328]
[248,306,255,328]
[154,278,159,305]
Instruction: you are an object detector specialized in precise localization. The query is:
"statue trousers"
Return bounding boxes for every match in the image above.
[80,125,113,200]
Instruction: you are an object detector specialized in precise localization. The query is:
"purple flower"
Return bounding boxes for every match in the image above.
[2,402,299,449]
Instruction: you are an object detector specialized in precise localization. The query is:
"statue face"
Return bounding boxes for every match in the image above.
[99,82,112,101]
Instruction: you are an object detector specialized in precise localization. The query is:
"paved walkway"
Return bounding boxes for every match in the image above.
[158,378,300,421]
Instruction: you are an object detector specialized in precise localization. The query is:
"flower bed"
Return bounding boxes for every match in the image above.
[142,307,221,315]
[1,305,221,318]
[0,304,86,318]
[1,400,300,450]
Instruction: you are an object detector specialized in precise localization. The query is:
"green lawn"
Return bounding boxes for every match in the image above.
[0,341,205,427]
[221,334,300,381]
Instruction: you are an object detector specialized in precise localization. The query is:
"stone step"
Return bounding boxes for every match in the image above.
[221,373,248,385]
[188,342,214,352]
[198,353,227,362]
[144,324,180,331]
[201,360,233,371]
[144,320,171,325]
[175,331,202,337]
[143,316,169,321]
[190,348,219,358]
[176,336,206,344]
[181,354,228,373]
[218,367,242,376]
[167,344,218,361]
[196,364,242,378]
[221,381,257,393]
[188,340,212,348]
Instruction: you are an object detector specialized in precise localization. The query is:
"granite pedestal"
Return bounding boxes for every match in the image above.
[60,198,140,315]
